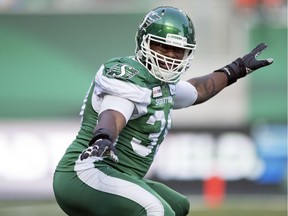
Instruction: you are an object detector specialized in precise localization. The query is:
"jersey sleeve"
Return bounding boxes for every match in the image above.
[173,80,198,109]
[92,64,152,119]
[98,94,134,123]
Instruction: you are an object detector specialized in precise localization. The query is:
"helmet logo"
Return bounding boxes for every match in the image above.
[139,11,161,32]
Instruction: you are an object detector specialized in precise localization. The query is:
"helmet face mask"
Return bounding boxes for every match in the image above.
[136,6,196,83]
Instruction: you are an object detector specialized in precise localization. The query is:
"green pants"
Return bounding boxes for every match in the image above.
[53,164,189,216]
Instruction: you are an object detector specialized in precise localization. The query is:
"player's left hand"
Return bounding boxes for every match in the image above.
[241,43,273,74]
[214,42,274,85]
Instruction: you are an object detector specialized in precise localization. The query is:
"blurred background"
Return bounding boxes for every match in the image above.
[0,0,287,215]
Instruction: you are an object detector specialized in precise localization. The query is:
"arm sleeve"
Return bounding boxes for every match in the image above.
[173,81,198,109]
[99,94,135,123]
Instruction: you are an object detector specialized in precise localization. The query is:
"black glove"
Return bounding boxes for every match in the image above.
[214,43,273,85]
[80,128,119,162]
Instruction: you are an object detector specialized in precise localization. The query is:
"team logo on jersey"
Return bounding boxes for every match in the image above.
[168,84,176,96]
[152,86,162,98]
[139,11,161,32]
[106,64,139,79]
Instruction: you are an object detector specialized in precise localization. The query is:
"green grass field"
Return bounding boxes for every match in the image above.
[0,195,286,216]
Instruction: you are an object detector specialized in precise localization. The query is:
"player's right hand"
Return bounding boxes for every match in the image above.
[80,138,119,162]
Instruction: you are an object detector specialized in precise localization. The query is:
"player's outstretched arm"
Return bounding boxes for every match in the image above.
[188,43,273,104]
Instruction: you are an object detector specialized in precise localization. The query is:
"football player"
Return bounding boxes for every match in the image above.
[53,6,273,216]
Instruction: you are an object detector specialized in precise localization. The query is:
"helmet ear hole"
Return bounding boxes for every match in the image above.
[183,50,190,59]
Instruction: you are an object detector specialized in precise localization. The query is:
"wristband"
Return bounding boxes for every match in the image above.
[214,58,246,86]
[89,128,113,146]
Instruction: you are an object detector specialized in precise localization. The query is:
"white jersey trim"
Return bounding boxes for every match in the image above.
[173,81,198,109]
[74,157,165,216]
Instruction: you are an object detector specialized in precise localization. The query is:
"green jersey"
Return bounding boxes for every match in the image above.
[56,56,193,178]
